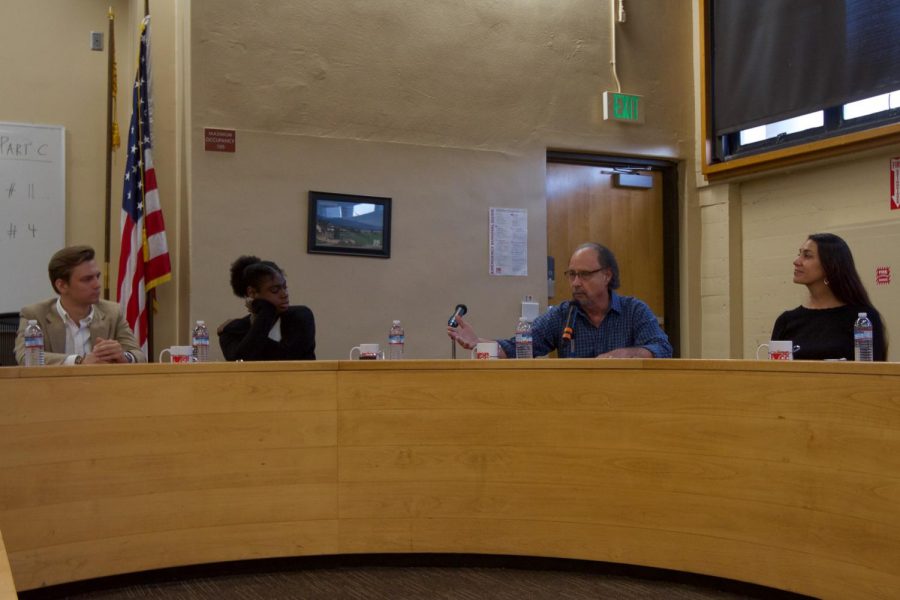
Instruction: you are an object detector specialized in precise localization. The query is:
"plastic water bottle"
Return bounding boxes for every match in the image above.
[23,319,45,366]
[388,320,405,360]
[192,320,210,362]
[515,316,533,359]
[853,312,873,362]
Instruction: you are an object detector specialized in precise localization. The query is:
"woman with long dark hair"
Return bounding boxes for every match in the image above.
[771,233,887,361]
[218,255,316,361]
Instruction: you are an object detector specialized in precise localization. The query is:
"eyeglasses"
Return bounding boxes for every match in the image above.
[563,268,604,282]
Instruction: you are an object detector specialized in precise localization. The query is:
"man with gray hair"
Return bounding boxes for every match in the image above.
[448,242,672,358]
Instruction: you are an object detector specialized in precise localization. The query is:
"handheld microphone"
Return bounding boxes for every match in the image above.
[562,301,579,341]
[448,304,468,328]
[562,300,579,356]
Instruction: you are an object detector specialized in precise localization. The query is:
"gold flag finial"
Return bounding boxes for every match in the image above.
[109,6,120,150]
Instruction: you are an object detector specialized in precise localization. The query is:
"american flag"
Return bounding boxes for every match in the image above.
[117,15,171,353]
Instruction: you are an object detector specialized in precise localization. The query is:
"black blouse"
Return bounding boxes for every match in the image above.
[771,305,886,361]
[219,299,316,361]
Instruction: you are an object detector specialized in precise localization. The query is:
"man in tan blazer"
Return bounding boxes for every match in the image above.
[14,245,146,365]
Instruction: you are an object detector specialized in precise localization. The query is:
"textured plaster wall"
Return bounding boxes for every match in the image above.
[192,0,693,156]
[189,0,697,359]
[2,1,697,360]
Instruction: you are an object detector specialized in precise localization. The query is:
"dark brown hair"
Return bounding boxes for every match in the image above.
[808,233,889,356]
[229,255,284,298]
[48,245,95,294]
[807,233,872,307]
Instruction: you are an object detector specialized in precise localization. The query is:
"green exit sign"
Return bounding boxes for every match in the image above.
[603,92,644,124]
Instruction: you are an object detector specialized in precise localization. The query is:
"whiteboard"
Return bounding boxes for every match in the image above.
[0,122,66,313]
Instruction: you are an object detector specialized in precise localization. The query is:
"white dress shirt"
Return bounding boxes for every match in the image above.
[56,298,94,365]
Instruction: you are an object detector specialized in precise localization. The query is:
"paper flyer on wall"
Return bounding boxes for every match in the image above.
[489,207,527,276]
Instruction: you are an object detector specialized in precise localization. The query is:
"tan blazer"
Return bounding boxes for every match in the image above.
[14,298,147,365]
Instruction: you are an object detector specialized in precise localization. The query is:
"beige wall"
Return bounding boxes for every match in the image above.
[697,183,741,358]
[695,147,900,361]
[189,0,697,359]
[0,0,183,354]
[0,1,129,265]
[2,0,697,360]
[193,133,549,359]
[688,0,900,361]
[15,2,896,363]
[741,150,900,360]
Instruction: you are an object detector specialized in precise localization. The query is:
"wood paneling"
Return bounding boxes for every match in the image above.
[546,163,664,316]
[1,360,900,598]
[0,362,339,589]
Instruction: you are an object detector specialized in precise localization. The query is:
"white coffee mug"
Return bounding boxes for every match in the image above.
[159,345,196,364]
[471,341,499,360]
[350,343,384,360]
[756,340,794,360]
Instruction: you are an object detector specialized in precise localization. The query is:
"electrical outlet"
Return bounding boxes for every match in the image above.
[90,31,103,51]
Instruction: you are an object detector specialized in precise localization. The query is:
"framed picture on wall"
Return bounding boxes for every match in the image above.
[307,191,392,258]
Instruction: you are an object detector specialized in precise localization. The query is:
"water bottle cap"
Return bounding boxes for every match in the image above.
[858,312,867,317]
[197,320,206,325]
[392,320,401,325]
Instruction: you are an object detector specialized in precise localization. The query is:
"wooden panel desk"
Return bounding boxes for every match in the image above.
[1,360,899,599]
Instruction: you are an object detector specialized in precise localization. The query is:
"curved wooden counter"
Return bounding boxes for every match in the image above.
[1,359,899,598]
[0,529,15,599]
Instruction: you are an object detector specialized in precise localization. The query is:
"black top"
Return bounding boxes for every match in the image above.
[771,305,886,361]
[219,299,316,361]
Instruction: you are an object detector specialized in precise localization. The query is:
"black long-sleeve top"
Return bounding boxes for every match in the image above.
[771,305,886,361]
[218,299,316,361]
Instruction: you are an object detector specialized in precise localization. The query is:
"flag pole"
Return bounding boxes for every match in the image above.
[119,7,172,362]
[103,7,116,300]
[144,0,154,359]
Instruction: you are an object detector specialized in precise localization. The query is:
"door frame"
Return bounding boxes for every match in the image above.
[546,150,681,357]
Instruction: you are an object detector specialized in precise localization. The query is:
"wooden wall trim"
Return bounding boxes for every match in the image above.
[703,123,900,182]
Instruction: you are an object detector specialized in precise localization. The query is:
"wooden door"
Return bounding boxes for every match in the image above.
[546,162,665,319]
